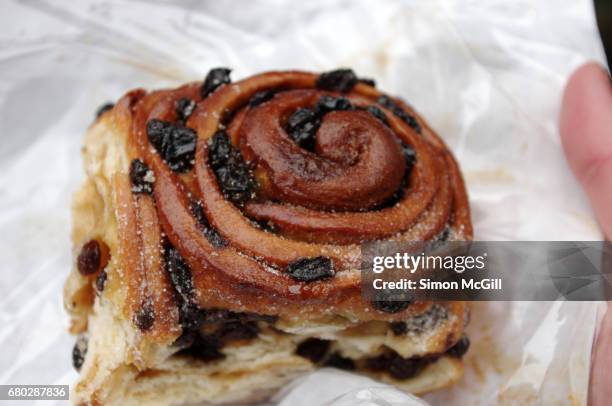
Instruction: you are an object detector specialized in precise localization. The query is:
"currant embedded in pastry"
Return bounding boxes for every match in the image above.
[64,68,472,406]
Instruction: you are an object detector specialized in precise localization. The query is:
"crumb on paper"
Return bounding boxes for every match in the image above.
[465,167,515,183]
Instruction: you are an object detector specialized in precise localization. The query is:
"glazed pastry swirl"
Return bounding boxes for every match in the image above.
[112,69,472,329]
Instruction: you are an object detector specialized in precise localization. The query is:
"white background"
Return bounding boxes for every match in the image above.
[0,0,608,404]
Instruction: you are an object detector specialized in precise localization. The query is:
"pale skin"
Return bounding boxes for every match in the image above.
[559,62,612,406]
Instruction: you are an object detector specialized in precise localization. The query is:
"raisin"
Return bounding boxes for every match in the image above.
[436,226,450,242]
[316,69,358,92]
[249,90,274,107]
[377,95,422,133]
[178,335,225,362]
[315,96,353,115]
[286,108,320,150]
[164,245,206,331]
[390,321,407,336]
[237,312,277,324]
[359,77,376,87]
[200,308,236,324]
[324,353,355,370]
[401,114,421,133]
[366,105,388,125]
[205,228,227,248]
[217,321,259,343]
[173,329,199,348]
[201,67,231,98]
[179,302,206,331]
[401,143,416,170]
[389,357,428,380]
[404,305,448,334]
[258,314,278,324]
[95,270,107,293]
[95,102,114,118]
[134,300,155,331]
[190,200,207,226]
[251,218,276,233]
[175,98,196,122]
[190,201,227,248]
[447,335,470,358]
[365,352,391,371]
[199,309,276,325]
[165,246,194,301]
[214,164,255,203]
[296,338,331,363]
[372,289,413,313]
[72,336,88,371]
[77,240,102,276]
[129,159,154,194]
[366,350,428,380]
[208,131,256,204]
[146,119,196,172]
[373,299,410,314]
[188,346,225,362]
[208,131,233,169]
[173,309,274,349]
[373,186,405,210]
[163,126,197,172]
[146,118,171,150]
[286,257,334,282]
[372,141,414,210]
[377,95,396,108]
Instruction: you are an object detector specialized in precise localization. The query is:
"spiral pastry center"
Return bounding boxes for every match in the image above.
[240,90,406,210]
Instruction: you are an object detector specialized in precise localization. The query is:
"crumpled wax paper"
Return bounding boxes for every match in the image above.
[0,0,608,405]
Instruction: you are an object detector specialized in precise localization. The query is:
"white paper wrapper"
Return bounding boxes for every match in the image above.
[0,0,607,405]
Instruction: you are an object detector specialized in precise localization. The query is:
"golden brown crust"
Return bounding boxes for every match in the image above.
[65,69,473,405]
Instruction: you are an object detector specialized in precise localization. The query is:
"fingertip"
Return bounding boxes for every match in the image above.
[560,61,612,238]
[560,62,611,179]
